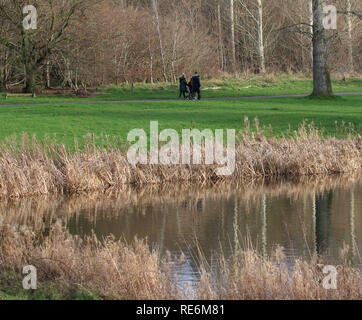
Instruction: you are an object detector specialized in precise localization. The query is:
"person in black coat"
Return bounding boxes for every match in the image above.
[187,77,194,100]
[179,74,188,99]
[191,72,201,100]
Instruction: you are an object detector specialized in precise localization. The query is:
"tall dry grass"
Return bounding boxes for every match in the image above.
[0,223,361,300]
[0,123,361,200]
[0,222,173,300]
[197,246,362,300]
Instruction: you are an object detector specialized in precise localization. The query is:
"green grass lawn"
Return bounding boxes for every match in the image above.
[0,284,98,300]
[1,74,361,105]
[0,271,99,300]
[102,76,362,101]
[0,94,361,148]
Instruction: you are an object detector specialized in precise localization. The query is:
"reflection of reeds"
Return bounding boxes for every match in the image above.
[0,123,361,200]
[197,245,362,300]
[1,173,361,229]
[0,223,173,300]
[0,224,360,300]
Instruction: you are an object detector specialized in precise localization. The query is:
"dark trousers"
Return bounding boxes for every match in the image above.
[194,88,201,100]
[179,90,187,98]
[189,88,200,100]
[189,89,194,100]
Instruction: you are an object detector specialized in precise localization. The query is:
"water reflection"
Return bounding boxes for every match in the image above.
[315,191,332,255]
[0,175,361,285]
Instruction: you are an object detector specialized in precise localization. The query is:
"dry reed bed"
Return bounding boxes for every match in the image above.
[0,223,172,300]
[0,223,361,300]
[0,127,361,200]
[197,246,362,300]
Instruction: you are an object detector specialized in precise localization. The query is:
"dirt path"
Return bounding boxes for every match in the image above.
[1,91,361,108]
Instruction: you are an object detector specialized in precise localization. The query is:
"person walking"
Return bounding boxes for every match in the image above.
[191,72,201,100]
[188,77,194,100]
[179,74,188,99]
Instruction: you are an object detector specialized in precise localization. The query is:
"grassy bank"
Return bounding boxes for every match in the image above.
[1,74,362,105]
[0,123,361,200]
[102,75,362,101]
[0,223,361,300]
[0,95,361,148]
[0,74,361,146]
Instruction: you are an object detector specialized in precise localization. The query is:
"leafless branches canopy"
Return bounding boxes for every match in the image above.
[0,0,360,92]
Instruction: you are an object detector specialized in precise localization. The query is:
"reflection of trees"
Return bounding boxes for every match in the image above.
[350,187,356,262]
[233,195,239,251]
[2,174,359,230]
[315,191,333,255]
[231,193,267,256]
[159,203,167,255]
[312,191,317,254]
[261,194,267,257]
[1,176,360,265]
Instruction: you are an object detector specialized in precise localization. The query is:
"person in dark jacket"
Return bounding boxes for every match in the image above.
[179,74,188,99]
[188,77,194,100]
[191,72,201,100]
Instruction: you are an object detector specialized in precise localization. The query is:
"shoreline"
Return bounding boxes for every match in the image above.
[0,130,361,201]
[1,156,361,300]
[0,225,361,300]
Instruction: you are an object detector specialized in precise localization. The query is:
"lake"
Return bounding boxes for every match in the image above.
[1,175,361,289]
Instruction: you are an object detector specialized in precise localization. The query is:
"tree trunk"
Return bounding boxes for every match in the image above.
[0,65,5,91]
[346,0,354,73]
[148,32,154,84]
[312,0,333,96]
[152,0,168,83]
[256,0,266,73]
[24,66,36,93]
[230,0,236,71]
[217,0,224,70]
[308,0,314,70]
[0,48,6,91]
[45,60,51,88]
[23,34,36,93]
[171,15,179,83]
[150,54,154,84]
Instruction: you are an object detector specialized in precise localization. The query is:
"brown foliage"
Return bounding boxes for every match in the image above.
[0,125,361,200]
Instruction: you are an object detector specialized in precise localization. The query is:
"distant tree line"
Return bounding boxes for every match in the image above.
[0,0,361,95]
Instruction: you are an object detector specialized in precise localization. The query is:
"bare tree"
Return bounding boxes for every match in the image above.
[308,0,314,69]
[0,0,86,93]
[256,0,265,73]
[230,0,236,71]
[312,0,332,96]
[152,0,168,82]
[217,0,225,70]
[0,0,361,90]
[346,0,354,72]
[0,19,12,90]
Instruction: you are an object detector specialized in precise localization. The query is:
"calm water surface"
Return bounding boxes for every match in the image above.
[68,177,362,285]
[2,176,361,288]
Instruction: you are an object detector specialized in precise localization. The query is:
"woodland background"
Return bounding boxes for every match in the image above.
[0,0,361,91]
